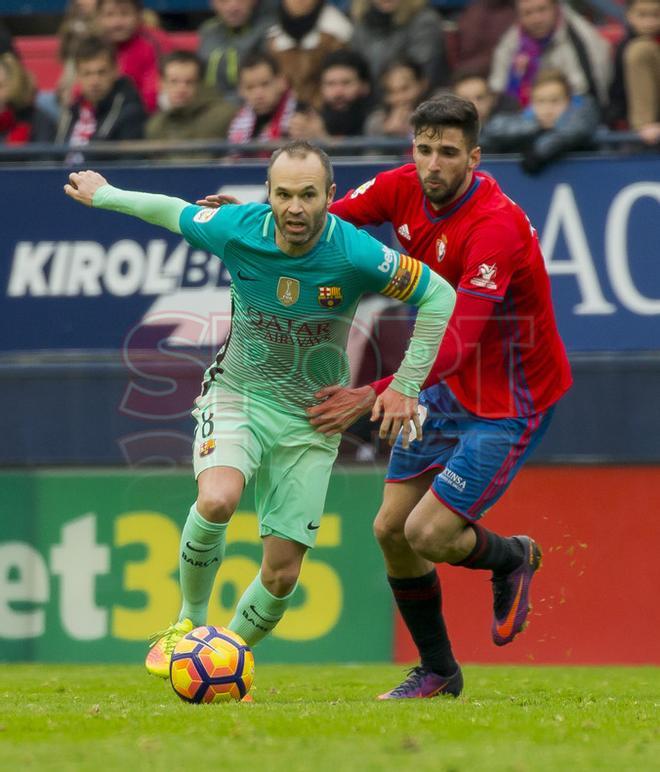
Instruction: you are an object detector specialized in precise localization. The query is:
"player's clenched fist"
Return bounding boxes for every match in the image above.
[64,170,109,207]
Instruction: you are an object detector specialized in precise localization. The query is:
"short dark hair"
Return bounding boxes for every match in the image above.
[161,50,203,79]
[532,67,572,97]
[239,50,281,77]
[380,56,425,84]
[320,49,371,85]
[411,95,480,149]
[267,140,334,193]
[74,35,116,66]
[97,0,142,10]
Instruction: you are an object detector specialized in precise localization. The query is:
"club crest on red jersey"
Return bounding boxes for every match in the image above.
[318,286,343,308]
[436,234,448,262]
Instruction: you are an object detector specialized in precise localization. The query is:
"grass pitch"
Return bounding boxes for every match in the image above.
[1,664,658,771]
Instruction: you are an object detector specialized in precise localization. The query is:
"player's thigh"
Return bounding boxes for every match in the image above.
[192,387,262,483]
[405,487,470,550]
[374,469,438,541]
[255,426,340,550]
[431,409,555,522]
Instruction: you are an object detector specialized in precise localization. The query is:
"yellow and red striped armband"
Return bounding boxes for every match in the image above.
[382,254,423,301]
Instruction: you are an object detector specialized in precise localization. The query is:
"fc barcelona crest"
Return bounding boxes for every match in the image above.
[318,286,343,308]
[436,234,448,262]
[277,276,300,306]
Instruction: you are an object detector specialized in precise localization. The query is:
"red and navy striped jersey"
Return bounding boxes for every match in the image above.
[331,166,572,418]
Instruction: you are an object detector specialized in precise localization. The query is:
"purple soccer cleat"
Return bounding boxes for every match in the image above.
[377,666,463,700]
[491,535,542,646]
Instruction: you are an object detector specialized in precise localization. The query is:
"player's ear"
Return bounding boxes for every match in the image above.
[327,182,336,205]
[469,145,481,171]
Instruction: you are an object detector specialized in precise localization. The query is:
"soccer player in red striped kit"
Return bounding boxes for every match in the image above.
[308,95,573,699]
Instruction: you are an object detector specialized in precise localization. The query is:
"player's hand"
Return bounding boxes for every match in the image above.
[307,385,376,435]
[195,193,241,208]
[63,170,109,207]
[371,386,422,449]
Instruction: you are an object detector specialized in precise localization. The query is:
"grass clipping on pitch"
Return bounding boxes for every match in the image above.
[1,663,658,771]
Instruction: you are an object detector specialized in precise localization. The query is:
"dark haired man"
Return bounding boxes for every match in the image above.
[146,50,237,142]
[62,140,456,680]
[307,95,573,698]
[55,35,146,150]
[288,48,372,140]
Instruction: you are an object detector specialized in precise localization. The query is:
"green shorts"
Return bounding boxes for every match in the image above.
[192,386,340,548]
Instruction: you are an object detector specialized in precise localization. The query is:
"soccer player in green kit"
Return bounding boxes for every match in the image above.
[63,141,456,679]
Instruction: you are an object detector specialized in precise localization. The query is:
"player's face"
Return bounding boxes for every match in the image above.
[413,127,480,208]
[268,153,336,254]
[77,53,118,105]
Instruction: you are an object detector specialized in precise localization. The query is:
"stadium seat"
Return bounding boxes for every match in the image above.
[14,32,199,91]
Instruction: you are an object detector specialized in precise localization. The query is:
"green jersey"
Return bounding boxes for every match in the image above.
[179,202,431,416]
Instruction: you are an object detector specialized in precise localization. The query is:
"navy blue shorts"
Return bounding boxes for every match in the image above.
[385,382,555,521]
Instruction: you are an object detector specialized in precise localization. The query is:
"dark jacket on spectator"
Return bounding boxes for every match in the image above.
[480,94,600,173]
[145,89,237,141]
[55,76,146,143]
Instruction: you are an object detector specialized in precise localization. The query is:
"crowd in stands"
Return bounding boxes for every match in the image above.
[0,0,657,169]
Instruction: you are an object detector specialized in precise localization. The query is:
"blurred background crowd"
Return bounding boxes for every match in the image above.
[0,0,657,170]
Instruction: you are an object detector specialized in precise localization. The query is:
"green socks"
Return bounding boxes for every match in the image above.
[228,573,296,647]
[178,505,228,627]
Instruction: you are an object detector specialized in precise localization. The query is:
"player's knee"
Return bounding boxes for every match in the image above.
[373,508,407,550]
[260,564,300,598]
[195,491,238,523]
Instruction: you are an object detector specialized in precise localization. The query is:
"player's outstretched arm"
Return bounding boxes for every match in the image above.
[375,272,456,447]
[64,170,188,234]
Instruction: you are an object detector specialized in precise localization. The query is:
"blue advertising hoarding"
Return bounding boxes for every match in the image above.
[1,155,659,355]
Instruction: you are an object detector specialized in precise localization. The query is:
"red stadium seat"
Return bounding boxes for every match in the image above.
[14,31,199,92]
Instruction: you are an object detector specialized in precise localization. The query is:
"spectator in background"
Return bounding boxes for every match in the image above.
[350,0,448,94]
[0,53,55,145]
[97,0,170,114]
[365,57,428,137]
[607,0,660,145]
[489,0,611,110]
[198,0,275,104]
[481,67,599,171]
[288,48,371,139]
[227,50,297,143]
[0,19,16,57]
[265,0,353,106]
[55,36,145,153]
[455,0,516,78]
[146,51,237,143]
[56,0,100,112]
[451,70,519,127]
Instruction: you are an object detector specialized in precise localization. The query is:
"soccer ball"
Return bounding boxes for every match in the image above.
[169,625,254,703]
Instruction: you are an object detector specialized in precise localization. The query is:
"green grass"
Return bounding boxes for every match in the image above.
[1,664,658,771]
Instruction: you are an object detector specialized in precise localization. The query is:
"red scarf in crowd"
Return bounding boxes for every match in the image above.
[0,107,31,144]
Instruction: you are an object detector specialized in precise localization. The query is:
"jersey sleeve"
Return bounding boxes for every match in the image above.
[178,203,239,254]
[343,224,430,305]
[458,218,525,303]
[330,170,393,226]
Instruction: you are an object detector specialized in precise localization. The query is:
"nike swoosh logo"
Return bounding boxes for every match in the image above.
[495,576,524,640]
[249,604,279,623]
[306,522,320,530]
[185,541,215,553]
[237,270,257,281]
